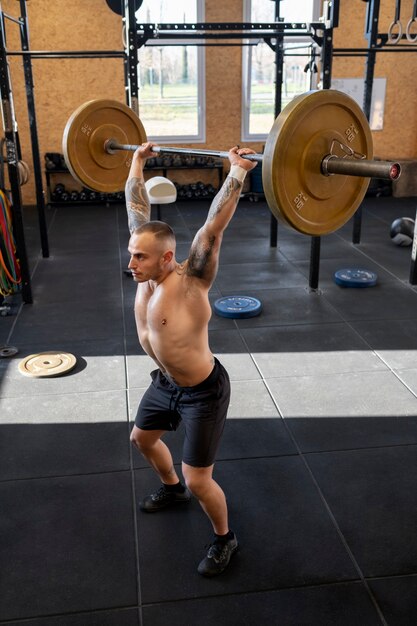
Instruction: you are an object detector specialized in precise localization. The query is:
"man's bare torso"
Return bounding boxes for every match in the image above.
[135,264,215,386]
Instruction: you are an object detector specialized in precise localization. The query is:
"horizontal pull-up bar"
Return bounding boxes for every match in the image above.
[6,50,125,58]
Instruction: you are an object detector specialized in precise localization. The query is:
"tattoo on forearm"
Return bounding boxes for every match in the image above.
[187,176,241,279]
[187,234,216,278]
[125,177,151,233]
[207,176,242,223]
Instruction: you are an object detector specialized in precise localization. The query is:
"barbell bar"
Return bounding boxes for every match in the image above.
[62,90,401,236]
[104,140,399,180]
[105,140,263,162]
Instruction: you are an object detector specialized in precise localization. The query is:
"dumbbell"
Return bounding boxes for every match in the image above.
[53,183,66,197]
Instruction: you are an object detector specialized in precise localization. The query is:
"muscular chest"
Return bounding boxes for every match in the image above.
[134,276,210,332]
[135,284,164,328]
[135,276,185,329]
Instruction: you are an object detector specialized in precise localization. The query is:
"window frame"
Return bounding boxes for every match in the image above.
[136,0,206,144]
[241,0,321,142]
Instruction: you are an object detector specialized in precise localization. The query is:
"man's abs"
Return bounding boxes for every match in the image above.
[134,279,214,386]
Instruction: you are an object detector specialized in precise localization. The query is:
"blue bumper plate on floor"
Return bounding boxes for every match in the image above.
[334,268,378,288]
[214,295,262,318]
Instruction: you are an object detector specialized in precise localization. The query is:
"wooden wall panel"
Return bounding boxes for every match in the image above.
[332,0,417,158]
[1,0,416,204]
[2,0,125,204]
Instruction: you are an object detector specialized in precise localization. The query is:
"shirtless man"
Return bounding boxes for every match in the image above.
[126,142,257,577]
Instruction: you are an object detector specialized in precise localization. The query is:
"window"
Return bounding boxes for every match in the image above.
[136,0,205,143]
[242,0,321,141]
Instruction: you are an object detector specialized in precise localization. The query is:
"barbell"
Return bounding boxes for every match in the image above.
[62,90,401,236]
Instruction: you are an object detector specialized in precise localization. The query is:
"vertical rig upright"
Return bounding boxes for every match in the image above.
[308,0,338,290]
[19,0,49,259]
[124,0,140,115]
[0,6,32,303]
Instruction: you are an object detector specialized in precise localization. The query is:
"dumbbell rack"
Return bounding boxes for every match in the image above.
[45,154,224,206]
[45,165,125,206]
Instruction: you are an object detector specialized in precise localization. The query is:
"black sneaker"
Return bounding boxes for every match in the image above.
[197,533,238,577]
[139,485,191,513]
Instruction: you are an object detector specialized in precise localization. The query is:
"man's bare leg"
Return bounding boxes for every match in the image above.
[182,462,238,577]
[182,463,228,534]
[130,425,180,484]
[130,425,190,512]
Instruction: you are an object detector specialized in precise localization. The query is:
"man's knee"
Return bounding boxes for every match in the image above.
[183,464,213,497]
[130,426,165,452]
[130,426,152,452]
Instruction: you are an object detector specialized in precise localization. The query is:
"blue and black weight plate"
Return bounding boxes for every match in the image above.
[334,268,378,288]
[214,295,262,318]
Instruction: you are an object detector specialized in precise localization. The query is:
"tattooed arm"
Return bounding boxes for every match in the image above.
[187,146,257,285]
[125,142,157,234]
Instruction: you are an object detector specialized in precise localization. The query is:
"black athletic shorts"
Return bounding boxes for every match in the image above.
[134,358,230,467]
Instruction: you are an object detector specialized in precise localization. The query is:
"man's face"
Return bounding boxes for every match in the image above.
[127,232,165,283]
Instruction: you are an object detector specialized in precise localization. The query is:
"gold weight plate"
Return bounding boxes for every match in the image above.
[62,99,147,193]
[262,89,373,236]
[18,351,77,378]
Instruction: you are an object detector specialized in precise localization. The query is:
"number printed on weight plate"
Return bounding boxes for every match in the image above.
[345,123,359,143]
[81,123,92,137]
[293,191,308,211]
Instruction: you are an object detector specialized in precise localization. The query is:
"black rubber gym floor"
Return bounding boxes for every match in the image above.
[1,195,417,624]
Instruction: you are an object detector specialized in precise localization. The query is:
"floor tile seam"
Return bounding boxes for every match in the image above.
[315,288,390,327]
[217,259,291,268]
[0,467,132,485]
[234,318,352,329]
[216,268,306,278]
[127,378,273,389]
[350,314,417,326]
[140,576,370,608]
[260,368,403,383]
[229,375,274,383]
[300,311,417,326]
[0,387,131,401]
[173,205,192,232]
[341,243,417,289]
[277,255,314,288]
[312,286,362,324]
[122,334,144,614]
[293,467,388,626]
[131,455,302,471]
[250,365,391,381]
[393,365,417,374]
[258,377,388,625]
[214,452,301,464]
[365,571,417,582]
[117,204,145,621]
[291,264,408,290]
[216,285,315,294]
[225,331,287,414]
[385,370,417,401]
[344,319,417,355]
[0,604,141,624]
[211,284,309,300]
[129,454,144,615]
[277,249,336,284]
[343,319,417,400]
[363,208,396,223]
[4,302,24,348]
[300,442,417,457]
